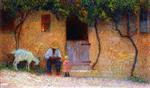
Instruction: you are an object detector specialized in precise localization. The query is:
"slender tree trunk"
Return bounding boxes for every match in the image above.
[92,18,101,70]
[14,12,29,50]
[128,37,138,77]
[114,12,138,77]
[15,23,23,50]
[14,32,18,49]
[127,12,138,77]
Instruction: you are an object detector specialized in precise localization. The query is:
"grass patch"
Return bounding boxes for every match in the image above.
[0,63,46,75]
[34,66,46,75]
[129,76,149,83]
[0,63,15,71]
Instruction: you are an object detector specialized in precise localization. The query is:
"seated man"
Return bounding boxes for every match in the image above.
[44,48,62,75]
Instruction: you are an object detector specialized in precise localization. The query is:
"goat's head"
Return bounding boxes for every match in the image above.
[33,56,40,65]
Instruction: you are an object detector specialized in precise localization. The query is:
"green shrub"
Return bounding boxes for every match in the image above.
[0,63,15,70]
[0,63,46,75]
[0,63,7,70]
[34,66,46,74]
[129,76,148,83]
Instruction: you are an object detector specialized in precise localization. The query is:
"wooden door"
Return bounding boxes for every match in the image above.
[66,15,90,70]
[67,41,90,65]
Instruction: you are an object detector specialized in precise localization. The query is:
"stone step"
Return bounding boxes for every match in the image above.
[71,65,91,70]
[70,70,99,77]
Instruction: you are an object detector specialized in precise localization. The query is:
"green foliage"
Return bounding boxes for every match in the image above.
[141,0,150,9]
[129,76,149,83]
[76,0,139,25]
[0,63,15,71]
[1,0,71,20]
[1,0,141,24]
[2,0,47,11]
[34,66,46,75]
[0,63,46,74]
[42,0,70,19]
[101,0,140,24]
[148,0,150,9]
[1,0,48,20]
[80,0,109,25]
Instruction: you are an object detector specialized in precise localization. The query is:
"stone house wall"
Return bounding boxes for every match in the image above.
[0,11,149,80]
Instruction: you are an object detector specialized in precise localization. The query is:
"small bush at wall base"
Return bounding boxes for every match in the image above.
[34,67,46,75]
[129,76,149,83]
[0,63,7,70]
[0,63,15,71]
[0,63,46,75]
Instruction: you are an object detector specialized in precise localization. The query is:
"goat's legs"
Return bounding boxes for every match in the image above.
[27,62,30,71]
[13,61,16,69]
[13,61,18,70]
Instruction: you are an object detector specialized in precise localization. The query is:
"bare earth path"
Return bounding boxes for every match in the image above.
[0,70,150,88]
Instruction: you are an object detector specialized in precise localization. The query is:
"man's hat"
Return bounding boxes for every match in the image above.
[65,55,68,59]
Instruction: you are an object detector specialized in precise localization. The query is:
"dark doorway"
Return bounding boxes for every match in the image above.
[66,15,90,70]
[66,15,88,41]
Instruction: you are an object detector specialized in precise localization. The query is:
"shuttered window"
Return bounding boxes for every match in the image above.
[41,14,50,32]
[140,7,150,33]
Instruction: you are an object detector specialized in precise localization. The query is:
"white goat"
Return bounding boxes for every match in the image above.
[11,49,40,71]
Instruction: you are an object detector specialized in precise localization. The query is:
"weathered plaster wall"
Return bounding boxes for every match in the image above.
[135,33,150,81]
[89,21,134,79]
[0,12,150,80]
[88,16,150,80]
[0,20,16,63]
[134,15,150,80]
[19,11,66,68]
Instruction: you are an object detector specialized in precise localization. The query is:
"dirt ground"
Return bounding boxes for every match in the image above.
[0,69,150,88]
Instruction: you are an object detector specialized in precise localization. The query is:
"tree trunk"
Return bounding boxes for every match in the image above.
[127,12,138,77]
[128,37,138,77]
[91,18,101,70]
[14,12,30,50]
[114,12,138,77]
[14,32,18,49]
[15,23,23,50]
